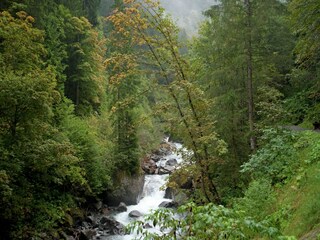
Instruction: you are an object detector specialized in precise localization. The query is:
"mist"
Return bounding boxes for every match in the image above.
[159,0,218,36]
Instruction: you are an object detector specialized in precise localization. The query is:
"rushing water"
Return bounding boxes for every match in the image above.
[103,141,185,240]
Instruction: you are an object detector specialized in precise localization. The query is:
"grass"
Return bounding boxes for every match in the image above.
[274,131,320,238]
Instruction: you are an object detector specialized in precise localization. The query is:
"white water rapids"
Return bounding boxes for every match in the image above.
[104,141,185,240]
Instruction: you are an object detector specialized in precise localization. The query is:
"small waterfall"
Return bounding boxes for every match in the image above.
[103,141,184,240]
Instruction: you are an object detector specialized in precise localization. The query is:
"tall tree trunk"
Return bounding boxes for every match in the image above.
[244,0,256,151]
[75,82,80,106]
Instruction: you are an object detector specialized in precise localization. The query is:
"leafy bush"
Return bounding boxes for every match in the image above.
[129,202,293,240]
[234,178,276,222]
[241,128,299,184]
[61,113,113,194]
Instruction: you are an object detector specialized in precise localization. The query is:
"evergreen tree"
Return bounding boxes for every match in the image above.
[191,0,294,197]
[0,11,88,238]
[286,0,320,128]
[105,0,141,175]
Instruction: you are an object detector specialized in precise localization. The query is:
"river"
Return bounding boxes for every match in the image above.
[103,141,184,240]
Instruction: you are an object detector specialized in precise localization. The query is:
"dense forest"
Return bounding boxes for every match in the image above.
[0,0,319,239]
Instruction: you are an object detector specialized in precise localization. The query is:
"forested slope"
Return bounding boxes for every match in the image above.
[0,0,319,239]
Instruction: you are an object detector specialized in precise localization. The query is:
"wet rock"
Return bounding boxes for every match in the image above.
[100,206,109,215]
[85,215,94,225]
[164,187,174,199]
[94,201,103,211]
[166,158,178,166]
[100,217,125,235]
[144,223,153,229]
[158,165,175,174]
[104,174,144,206]
[79,229,96,240]
[150,154,162,162]
[153,142,176,156]
[158,201,178,208]
[142,157,157,174]
[117,202,127,212]
[129,210,143,218]
[82,221,91,229]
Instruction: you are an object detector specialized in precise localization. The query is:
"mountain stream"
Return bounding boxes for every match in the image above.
[104,141,184,240]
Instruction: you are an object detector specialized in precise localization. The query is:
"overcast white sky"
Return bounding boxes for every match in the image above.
[159,0,217,36]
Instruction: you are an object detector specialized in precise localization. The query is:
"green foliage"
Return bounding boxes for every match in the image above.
[0,9,112,238]
[191,0,294,199]
[289,0,320,67]
[60,112,113,194]
[0,130,88,238]
[64,13,106,116]
[241,128,299,184]
[0,170,12,203]
[286,0,320,126]
[256,86,286,130]
[0,0,319,238]
[26,2,69,90]
[235,178,275,222]
[0,11,46,71]
[129,202,292,240]
[284,68,320,126]
[240,131,320,238]
[270,146,320,238]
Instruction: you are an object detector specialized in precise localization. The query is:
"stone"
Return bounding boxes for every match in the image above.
[100,217,125,235]
[117,202,127,212]
[158,165,175,174]
[94,201,103,211]
[101,206,109,215]
[150,154,162,162]
[103,174,144,206]
[144,223,153,229]
[82,221,90,229]
[158,201,178,208]
[79,229,96,240]
[142,158,157,174]
[153,142,175,156]
[85,215,94,224]
[166,158,178,166]
[164,187,174,199]
[129,210,143,218]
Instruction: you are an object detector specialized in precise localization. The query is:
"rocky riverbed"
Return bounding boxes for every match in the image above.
[65,140,183,240]
[142,141,180,175]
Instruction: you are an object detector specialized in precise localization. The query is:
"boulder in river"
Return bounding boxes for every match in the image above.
[153,142,176,156]
[103,173,144,206]
[142,157,157,174]
[84,215,94,225]
[94,201,103,211]
[117,202,127,212]
[150,154,162,162]
[100,216,125,235]
[166,158,178,166]
[158,165,175,174]
[79,229,97,240]
[144,223,153,229]
[164,187,174,199]
[158,201,178,208]
[129,210,143,218]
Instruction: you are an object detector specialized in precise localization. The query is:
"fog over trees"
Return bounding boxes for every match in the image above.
[160,0,218,36]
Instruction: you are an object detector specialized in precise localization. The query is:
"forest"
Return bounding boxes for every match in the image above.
[0,0,319,239]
